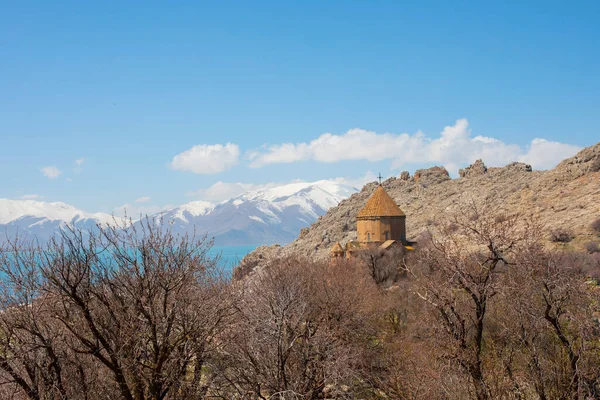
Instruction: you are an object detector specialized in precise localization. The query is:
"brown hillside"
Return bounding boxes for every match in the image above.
[236,142,600,278]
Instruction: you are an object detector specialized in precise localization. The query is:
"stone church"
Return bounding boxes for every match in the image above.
[330,184,412,259]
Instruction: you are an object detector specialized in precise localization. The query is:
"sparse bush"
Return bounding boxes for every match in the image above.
[591,217,600,234]
[414,229,433,246]
[358,246,405,285]
[550,228,574,243]
[444,221,459,234]
[586,241,600,254]
[495,214,509,223]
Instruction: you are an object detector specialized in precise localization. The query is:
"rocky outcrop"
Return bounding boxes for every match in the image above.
[413,166,450,186]
[555,142,600,179]
[298,227,310,239]
[502,162,532,172]
[233,244,283,280]
[235,142,600,280]
[459,159,488,178]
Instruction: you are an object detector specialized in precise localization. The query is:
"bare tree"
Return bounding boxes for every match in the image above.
[406,203,530,400]
[357,244,405,286]
[0,218,234,400]
[219,257,379,399]
[0,237,100,400]
[499,245,600,400]
[404,204,600,400]
[2,208,599,399]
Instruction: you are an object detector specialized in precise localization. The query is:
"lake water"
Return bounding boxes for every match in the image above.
[208,245,258,272]
[0,244,259,277]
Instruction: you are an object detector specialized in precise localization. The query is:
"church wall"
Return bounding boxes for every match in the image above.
[357,218,385,243]
[390,217,406,244]
[357,216,406,244]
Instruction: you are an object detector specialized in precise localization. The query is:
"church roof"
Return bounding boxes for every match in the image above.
[357,185,405,218]
[380,240,399,250]
[330,242,345,254]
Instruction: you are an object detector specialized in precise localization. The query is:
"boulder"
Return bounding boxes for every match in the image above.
[298,227,309,239]
[504,162,532,172]
[414,166,451,186]
[460,159,488,178]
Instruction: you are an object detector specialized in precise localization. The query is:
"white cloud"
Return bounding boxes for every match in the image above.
[75,158,85,166]
[135,196,151,203]
[518,139,582,170]
[170,143,240,174]
[41,166,62,179]
[247,119,581,176]
[332,171,379,189]
[248,130,422,167]
[21,194,40,200]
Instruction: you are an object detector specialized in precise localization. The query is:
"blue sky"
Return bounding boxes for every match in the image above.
[1,1,599,214]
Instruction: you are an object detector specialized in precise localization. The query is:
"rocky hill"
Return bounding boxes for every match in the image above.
[236,142,600,278]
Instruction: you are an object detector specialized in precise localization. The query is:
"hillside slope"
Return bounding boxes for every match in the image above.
[237,142,600,275]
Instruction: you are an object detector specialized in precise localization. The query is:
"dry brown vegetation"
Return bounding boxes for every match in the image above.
[592,218,600,235]
[0,209,599,399]
[550,227,575,243]
[586,241,600,254]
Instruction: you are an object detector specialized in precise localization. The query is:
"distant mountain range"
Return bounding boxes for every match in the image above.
[0,181,358,245]
[0,199,117,244]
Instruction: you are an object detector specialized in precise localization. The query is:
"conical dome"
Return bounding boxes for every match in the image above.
[330,242,345,254]
[357,185,405,218]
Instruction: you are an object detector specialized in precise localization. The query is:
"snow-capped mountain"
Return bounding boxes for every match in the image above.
[0,180,359,245]
[161,201,215,223]
[155,180,358,245]
[0,199,118,243]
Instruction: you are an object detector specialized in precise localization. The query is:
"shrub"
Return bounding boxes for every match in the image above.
[586,241,600,254]
[550,228,574,243]
[495,214,509,223]
[444,222,459,234]
[591,218,600,234]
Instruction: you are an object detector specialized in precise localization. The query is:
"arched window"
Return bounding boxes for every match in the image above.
[367,232,371,241]
[385,231,389,240]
